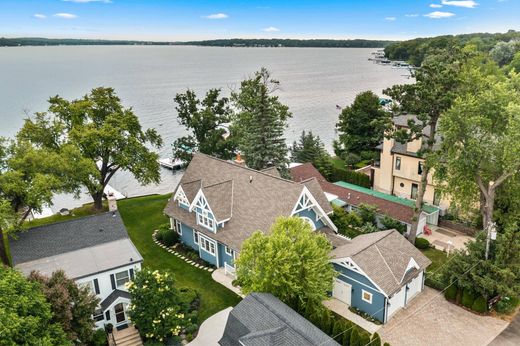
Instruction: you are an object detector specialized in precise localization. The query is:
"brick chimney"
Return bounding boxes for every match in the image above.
[234,152,246,166]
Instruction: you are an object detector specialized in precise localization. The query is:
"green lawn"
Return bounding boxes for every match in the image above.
[331,156,346,169]
[421,247,450,273]
[117,194,241,322]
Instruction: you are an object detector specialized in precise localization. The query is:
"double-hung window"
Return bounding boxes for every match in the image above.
[197,210,214,230]
[175,220,182,235]
[225,246,233,256]
[193,231,199,245]
[93,309,104,322]
[395,157,401,170]
[115,270,130,288]
[200,235,216,255]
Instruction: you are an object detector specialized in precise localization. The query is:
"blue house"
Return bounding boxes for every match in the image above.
[330,230,431,323]
[163,153,338,271]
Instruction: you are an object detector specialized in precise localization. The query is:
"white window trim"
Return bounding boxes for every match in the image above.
[199,234,216,256]
[175,220,182,235]
[362,289,373,304]
[291,187,338,232]
[300,216,316,231]
[115,270,130,288]
[225,246,233,256]
[193,231,199,245]
[173,186,190,207]
[197,211,215,231]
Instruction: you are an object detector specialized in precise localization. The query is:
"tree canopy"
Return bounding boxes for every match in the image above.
[231,68,292,173]
[0,266,69,346]
[17,87,163,210]
[235,216,336,312]
[334,91,390,158]
[290,131,333,177]
[28,270,99,344]
[172,88,235,162]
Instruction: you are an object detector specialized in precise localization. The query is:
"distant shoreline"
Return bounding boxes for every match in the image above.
[0,37,395,48]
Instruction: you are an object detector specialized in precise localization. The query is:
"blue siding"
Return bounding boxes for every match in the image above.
[334,263,386,322]
[179,223,199,251]
[179,203,190,211]
[200,245,217,266]
[297,208,325,230]
[218,243,234,268]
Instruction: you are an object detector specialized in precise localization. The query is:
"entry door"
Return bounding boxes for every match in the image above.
[333,278,352,305]
[115,303,126,323]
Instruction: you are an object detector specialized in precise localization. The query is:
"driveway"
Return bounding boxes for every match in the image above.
[188,307,232,346]
[488,312,520,346]
[379,288,508,346]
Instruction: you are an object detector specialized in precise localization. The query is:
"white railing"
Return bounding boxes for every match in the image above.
[224,262,236,278]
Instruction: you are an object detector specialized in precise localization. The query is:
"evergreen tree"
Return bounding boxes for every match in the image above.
[231,68,292,173]
[371,332,382,346]
[350,326,361,346]
[290,130,334,178]
[173,88,235,162]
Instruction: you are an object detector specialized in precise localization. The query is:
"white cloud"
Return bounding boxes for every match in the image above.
[430,3,443,8]
[33,13,47,19]
[62,0,112,3]
[203,13,228,19]
[54,13,78,19]
[424,11,456,18]
[385,16,397,21]
[441,0,478,8]
[263,26,280,32]
[405,14,419,17]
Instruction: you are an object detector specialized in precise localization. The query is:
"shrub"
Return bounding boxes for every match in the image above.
[350,327,360,346]
[371,332,382,346]
[162,229,179,247]
[158,223,171,232]
[384,343,391,346]
[90,329,107,346]
[444,284,458,301]
[341,321,353,346]
[359,332,371,346]
[380,215,407,234]
[357,203,378,225]
[496,296,520,314]
[332,320,343,340]
[360,222,379,234]
[461,289,476,308]
[155,230,163,241]
[472,296,488,313]
[328,166,371,188]
[415,237,430,249]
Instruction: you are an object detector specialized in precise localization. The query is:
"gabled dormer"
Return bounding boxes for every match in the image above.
[188,180,234,233]
[173,179,202,210]
[291,186,337,232]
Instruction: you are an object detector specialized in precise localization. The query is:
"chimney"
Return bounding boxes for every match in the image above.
[234,152,246,166]
[107,192,118,212]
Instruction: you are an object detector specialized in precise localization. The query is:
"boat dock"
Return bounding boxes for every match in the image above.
[158,157,185,170]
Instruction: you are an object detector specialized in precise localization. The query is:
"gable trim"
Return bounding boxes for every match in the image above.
[291,186,338,232]
[173,185,190,207]
[332,257,388,297]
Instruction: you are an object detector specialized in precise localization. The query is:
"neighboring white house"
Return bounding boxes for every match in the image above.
[9,211,143,330]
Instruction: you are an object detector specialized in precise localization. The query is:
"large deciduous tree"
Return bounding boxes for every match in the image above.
[334,91,390,157]
[28,270,99,344]
[0,266,69,345]
[235,216,336,312]
[173,88,235,162]
[231,68,291,173]
[435,67,520,231]
[18,87,163,210]
[383,50,463,244]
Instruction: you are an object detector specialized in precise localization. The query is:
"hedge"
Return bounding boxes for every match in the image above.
[414,237,430,249]
[472,296,488,313]
[462,289,476,309]
[327,166,372,188]
[444,284,458,301]
[162,229,179,247]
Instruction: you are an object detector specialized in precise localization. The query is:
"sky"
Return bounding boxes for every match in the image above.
[1,0,519,41]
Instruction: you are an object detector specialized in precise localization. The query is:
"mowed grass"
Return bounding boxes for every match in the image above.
[117,194,241,322]
[421,247,450,273]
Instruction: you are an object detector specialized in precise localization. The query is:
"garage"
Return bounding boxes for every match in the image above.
[387,286,406,319]
[333,278,352,305]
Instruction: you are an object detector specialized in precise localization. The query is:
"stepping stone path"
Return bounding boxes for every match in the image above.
[152,230,215,272]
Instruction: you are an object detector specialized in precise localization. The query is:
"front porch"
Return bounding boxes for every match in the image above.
[211,266,244,298]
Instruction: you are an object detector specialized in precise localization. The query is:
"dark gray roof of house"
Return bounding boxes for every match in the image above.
[219,293,340,346]
[10,212,129,264]
[100,289,132,311]
[164,153,335,251]
[331,230,431,296]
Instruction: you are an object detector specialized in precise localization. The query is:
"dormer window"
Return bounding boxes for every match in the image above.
[197,210,214,230]
[174,187,190,207]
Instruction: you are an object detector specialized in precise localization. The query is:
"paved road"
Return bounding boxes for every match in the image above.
[488,313,520,346]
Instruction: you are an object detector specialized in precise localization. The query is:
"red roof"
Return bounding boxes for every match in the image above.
[290,163,414,224]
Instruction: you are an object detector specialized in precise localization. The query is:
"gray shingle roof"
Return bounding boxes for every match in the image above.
[219,293,339,346]
[164,153,334,251]
[10,212,143,279]
[100,289,132,311]
[331,230,431,296]
[203,180,233,221]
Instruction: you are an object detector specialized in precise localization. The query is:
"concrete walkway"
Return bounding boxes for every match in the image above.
[323,298,381,334]
[488,312,520,346]
[211,268,244,298]
[188,307,232,346]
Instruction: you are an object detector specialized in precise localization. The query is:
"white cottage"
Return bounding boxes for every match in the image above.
[10,212,143,330]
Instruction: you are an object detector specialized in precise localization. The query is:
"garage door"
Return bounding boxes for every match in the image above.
[406,272,423,304]
[333,278,352,305]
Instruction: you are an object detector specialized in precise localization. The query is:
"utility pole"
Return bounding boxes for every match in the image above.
[485,221,496,260]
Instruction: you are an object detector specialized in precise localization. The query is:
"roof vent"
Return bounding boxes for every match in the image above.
[99,229,103,232]
[129,257,133,262]
[249,175,253,183]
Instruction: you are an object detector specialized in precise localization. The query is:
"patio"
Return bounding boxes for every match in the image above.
[422,225,474,252]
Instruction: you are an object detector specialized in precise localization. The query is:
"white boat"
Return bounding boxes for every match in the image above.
[158,157,185,170]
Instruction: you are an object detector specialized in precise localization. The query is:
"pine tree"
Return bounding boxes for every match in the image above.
[231,68,292,173]
[350,326,361,346]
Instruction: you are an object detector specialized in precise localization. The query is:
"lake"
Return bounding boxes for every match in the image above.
[0,46,410,210]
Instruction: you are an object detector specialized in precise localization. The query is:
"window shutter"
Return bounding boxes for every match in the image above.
[129,268,134,280]
[110,274,116,290]
[93,279,100,295]
[105,310,110,321]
